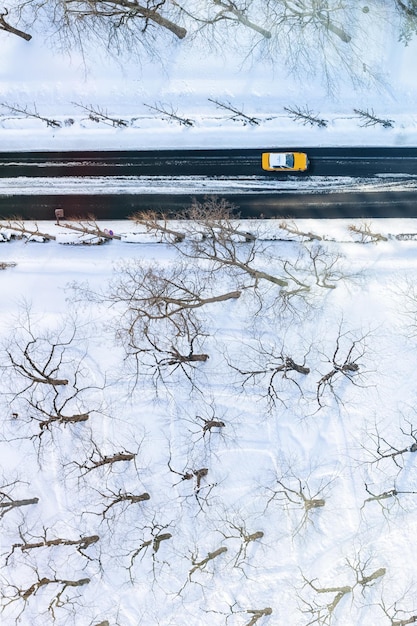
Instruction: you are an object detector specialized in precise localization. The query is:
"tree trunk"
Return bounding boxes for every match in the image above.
[136,6,187,39]
[0,497,39,510]
[317,16,351,43]
[212,0,271,38]
[104,1,187,39]
[0,16,32,41]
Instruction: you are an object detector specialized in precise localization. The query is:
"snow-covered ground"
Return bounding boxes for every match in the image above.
[1,6,417,151]
[2,174,417,195]
[2,4,417,626]
[3,111,417,151]
[1,217,417,626]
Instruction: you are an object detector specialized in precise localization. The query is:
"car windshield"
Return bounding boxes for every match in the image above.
[285,154,295,168]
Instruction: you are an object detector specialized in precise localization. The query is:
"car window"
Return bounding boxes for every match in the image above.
[285,154,295,168]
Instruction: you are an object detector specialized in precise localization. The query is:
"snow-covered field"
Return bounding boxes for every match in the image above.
[2,2,417,625]
[1,3,417,152]
[1,216,417,626]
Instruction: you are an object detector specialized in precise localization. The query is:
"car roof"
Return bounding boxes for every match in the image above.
[269,153,290,167]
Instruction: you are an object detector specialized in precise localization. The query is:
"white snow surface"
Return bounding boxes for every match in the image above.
[1,8,417,151]
[1,217,417,626]
[3,174,417,195]
[1,5,417,626]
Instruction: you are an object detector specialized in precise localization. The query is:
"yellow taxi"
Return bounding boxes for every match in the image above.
[262,152,309,172]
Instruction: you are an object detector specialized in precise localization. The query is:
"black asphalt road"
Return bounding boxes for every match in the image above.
[2,191,417,220]
[0,148,417,219]
[1,147,417,177]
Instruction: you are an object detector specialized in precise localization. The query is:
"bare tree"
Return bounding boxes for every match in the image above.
[86,258,241,324]
[204,602,272,625]
[284,105,328,128]
[87,487,150,521]
[131,319,210,391]
[0,478,39,519]
[41,0,187,45]
[348,222,388,243]
[395,0,417,19]
[208,98,261,126]
[0,308,103,445]
[179,198,288,289]
[207,0,272,38]
[274,0,352,43]
[279,221,323,242]
[0,261,17,270]
[196,414,226,437]
[5,526,99,565]
[377,592,417,626]
[226,335,310,409]
[144,102,194,126]
[6,0,267,60]
[216,515,264,569]
[25,395,90,433]
[360,482,417,518]
[363,418,417,471]
[0,8,31,40]
[6,355,100,438]
[70,439,137,477]
[126,519,173,582]
[183,197,256,240]
[391,277,417,339]
[174,543,229,597]
[281,244,350,293]
[264,473,330,536]
[167,449,217,511]
[176,200,352,318]
[395,0,417,45]
[168,457,209,495]
[258,0,381,93]
[300,555,386,625]
[0,219,56,241]
[354,108,394,128]
[2,570,90,621]
[57,218,121,243]
[5,0,387,92]
[129,211,186,243]
[0,102,61,127]
[244,608,273,626]
[71,258,239,391]
[316,325,368,408]
[72,102,128,127]
[188,545,228,580]
[1,310,84,398]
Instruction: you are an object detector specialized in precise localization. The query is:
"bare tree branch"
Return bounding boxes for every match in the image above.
[0,7,32,40]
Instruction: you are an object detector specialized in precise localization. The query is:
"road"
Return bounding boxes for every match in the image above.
[1,148,417,219]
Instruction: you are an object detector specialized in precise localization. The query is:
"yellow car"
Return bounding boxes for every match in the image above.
[262,152,309,172]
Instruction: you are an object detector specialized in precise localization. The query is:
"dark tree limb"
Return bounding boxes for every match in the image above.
[0,8,32,41]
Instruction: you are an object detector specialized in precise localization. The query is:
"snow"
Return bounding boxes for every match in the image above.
[2,6,417,626]
[1,218,417,626]
[4,174,417,195]
[3,111,417,152]
[1,12,417,151]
